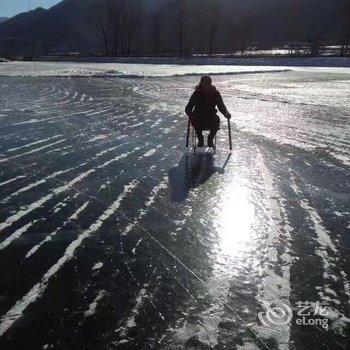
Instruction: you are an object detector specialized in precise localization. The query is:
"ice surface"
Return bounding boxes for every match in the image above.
[1,60,350,78]
[0,65,349,349]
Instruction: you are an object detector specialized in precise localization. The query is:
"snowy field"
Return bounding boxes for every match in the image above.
[0,62,349,349]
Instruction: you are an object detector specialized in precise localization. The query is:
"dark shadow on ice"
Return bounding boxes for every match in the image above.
[168,151,231,202]
[221,152,231,170]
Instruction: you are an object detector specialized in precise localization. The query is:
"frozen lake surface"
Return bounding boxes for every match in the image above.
[0,62,349,349]
[1,61,350,77]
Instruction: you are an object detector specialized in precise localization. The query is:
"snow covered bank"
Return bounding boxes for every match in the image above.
[35,56,350,67]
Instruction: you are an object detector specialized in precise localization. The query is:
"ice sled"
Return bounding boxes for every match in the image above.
[185,117,233,153]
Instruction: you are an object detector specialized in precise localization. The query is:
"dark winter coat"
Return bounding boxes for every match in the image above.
[185,85,229,120]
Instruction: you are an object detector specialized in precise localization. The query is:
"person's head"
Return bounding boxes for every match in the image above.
[199,75,212,88]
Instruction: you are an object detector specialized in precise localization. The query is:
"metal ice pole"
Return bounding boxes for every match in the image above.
[228,118,232,150]
[186,118,190,148]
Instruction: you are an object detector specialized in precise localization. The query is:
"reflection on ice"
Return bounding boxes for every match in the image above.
[216,184,254,258]
[168,152,228,202]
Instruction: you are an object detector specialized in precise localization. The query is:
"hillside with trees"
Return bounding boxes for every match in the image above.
[0,0,349,57]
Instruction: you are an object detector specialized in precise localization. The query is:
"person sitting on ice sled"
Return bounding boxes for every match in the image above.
[185,75,231,147]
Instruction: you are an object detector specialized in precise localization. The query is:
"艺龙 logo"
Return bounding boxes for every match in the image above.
[258,300,293,327]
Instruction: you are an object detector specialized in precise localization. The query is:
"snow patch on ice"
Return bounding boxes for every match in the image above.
[0,139,66,164]
[0,175,26,188]
[25,201,90,259]
[6,135,63,153]
[289,172,350,324]
[0,220,40,251]
[85,290,106,317]
[92,262,104,270]
[138,145,162,159]
[13,118,40,125]
[254,151,292,350]
[236,343,261,350]
[0,180,138,336]
[117,288,147,335]
[2,60,350,79]
[88,135,107,143]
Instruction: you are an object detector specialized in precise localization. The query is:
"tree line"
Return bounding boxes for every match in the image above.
[1,0,349,58]
[96,0,350,57]
[96,0,261,57]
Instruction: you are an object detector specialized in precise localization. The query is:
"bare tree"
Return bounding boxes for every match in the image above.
[151,10,162,56]
[122,0,142,56]
[108,0,123,56]
[201,0,219,56]
[96,4,111,56]
[230,22,251,56]
[96,0,141,57]
[177,0,187,57]
[94,0,342,58]
[341,0,350,56]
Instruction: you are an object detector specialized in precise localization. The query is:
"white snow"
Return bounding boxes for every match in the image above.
[0,180,138,336]
[92,262,104,270]
[25,201,90,259]
[0,220,40,251]
[1,59,349,79]
[6,135,63,153]
[85,290,106,317]
[0,144,140,234]
[0,175,26,188]
[0,139,66,164]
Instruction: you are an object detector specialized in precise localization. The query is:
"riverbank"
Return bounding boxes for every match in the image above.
[31,56,350,67]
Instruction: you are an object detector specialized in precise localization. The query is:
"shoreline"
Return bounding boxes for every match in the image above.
[29,56,350,67]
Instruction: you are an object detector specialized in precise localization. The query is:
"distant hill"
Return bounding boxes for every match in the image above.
[0,0,348,56]
[0,17,8,23]
[0,1,101,52]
